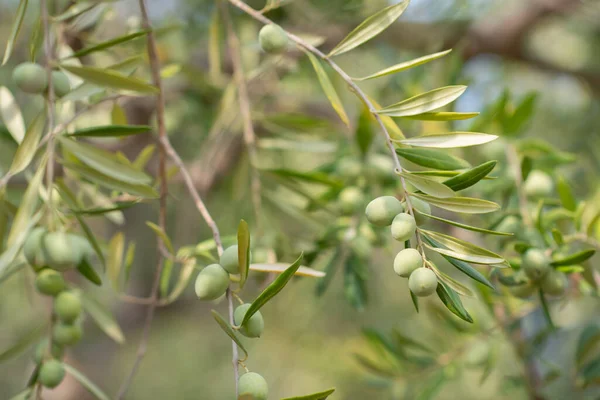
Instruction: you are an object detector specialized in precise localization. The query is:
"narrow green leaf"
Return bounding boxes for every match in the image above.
[356,106,374,156]
[7,158,46,248]
[551,249,595,267]
[368,95,405,140]
[0,324,44,363]
[208,7,222,81]
[378,86,467,117]
[64,364,111,400]
[521,156,532,181]
[443,160,497,191]
[67,125,151,138]
[557,175,577,212]
[164,258,196,304]
[399,132,498,148]
[430,263,474,296]
[0,261,26,286]
[250,263,326,278]
[110,103,127,125]
[82,295,125,344]
[423,236,494,288]
[211,310,248,360]
[7,388,32,400]
[418,211,512,236]
[71,201,139,216]
[354,354,399,377]
[410,290,419,312]
[237,219,251,289]
[395,148,470,170]
[576,324,600,366]
[76,258,102,286]
[551,229,564,246]
[411,193,500,214]
[68,30,149,59]
[59,136,152,185]
[406,111,479,121]
[281,388,336,400]
[59,64,158,93]
[2,0,29,65]
[436,281,473,323]
[421,229,506,265]
[63,161,158,198]
[305,51,349,126]
[53,1,98,22]
[504,93,537,135]
[397,172,455,198]
[240,253,303,326]
[123,242,136,286]
[9,111,46,174]
[107,232,124,290]
[328,0,409,56]
[355,49,451,80]
[133,144,156,170]
[0,87,26,143]
[146,221,174,255]
[579,358,600,388]
[262,169,342,187]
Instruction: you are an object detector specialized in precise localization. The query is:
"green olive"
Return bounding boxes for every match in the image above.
[336,157,362,180]
[234,304,265,338]
[524,171,553,198]
[70,234,94,262]
[365,154,394,181]
[522,248,550,281]
[13,62,48,94]
[408,268,437,297]
[194,264,230,300]
[495,215,521,235]
[393,248,423,278]
[41,231,83,271]
[540,269,568,297]
[35,269,66,296]
[52,321,83,346]
[258,24,288,54]
[33,339,64,364]
[339,187,364,214]
[391,213,416,242]
[39,360,65,388]
[350,235,372,259]
[238,372,268,400]
[54,291,82,323]
[408,197,431,226]
[24,227,48,269]
[365,196,403,226]
[220,245,240,274]
[51,71,70,97]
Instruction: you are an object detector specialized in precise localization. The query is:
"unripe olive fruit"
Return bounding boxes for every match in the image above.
[53,322,83,346]
[408,197,431,226]
[350,235,372,259]
[234,303,265,338]
[70,234,93,262]
[33,339,64,364]
[220,245,240,274]
[524,171,553,198]
[51,71,70,97]
[258,24,288,54]
[39,360,65,388]
[366,154,394,180]
[365,196,403,226]
[35,269,66,296]
[358,224,378,244]
[522,248,550,281]
[509,281,536,298]
[13,62,48,94]
[393,248,423,277]
[339,187,364,214]
[540,269,568,297]
[408,268,438,297]
[495,215,521,235]
[391,213,416,242]
[194,264,230,300]
[238,372,268,400]
[54,291,82,323]
[336,157,362,179]
[24,227,48,268]
[41,231,83,271]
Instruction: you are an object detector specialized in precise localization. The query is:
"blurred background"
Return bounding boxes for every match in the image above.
[0,0,599,399]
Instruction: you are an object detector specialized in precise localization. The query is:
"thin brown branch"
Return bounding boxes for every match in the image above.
[220,2,263,236]
[116,0,168,397]
[226,0,424,251]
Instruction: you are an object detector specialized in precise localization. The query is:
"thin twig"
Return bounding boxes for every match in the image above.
[506,143,533,227]
[226,0,424,251]
[220,1,263,235]
[116,0,168,397]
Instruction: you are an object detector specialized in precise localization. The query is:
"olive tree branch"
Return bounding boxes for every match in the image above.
[220,1,263,237]
[115,0,169,397]
[226,0,424,251]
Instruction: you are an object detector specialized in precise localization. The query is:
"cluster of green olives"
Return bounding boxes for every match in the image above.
[12,62,70,97]
[365,195,438,297]
[504,248,568,298]
[195,245,269,399]
[258,24,288,54]
[24,228,91,388]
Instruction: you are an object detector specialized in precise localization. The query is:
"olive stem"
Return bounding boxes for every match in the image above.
[220,1,264,237]
[226,0,425,252]
[538,288,555,330]
[506,143,533,228]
